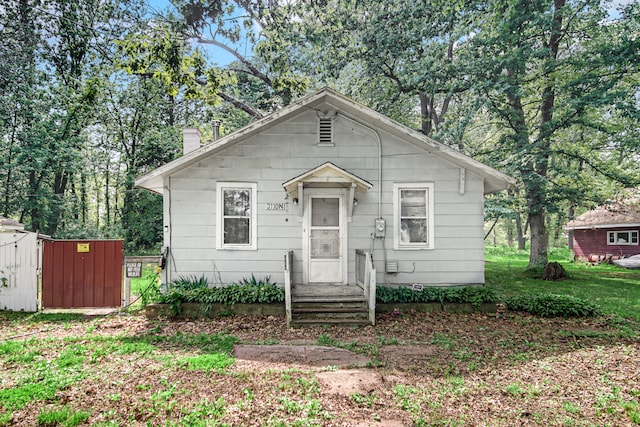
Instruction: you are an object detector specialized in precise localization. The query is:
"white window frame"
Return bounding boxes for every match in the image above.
[216,182,258,250]
[393,183,435,250]
[607,230,639,246]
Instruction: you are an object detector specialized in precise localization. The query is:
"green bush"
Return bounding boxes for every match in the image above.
[231,274,275,287]
[504,294,602,317]
[154,280,284,306]
[376,286,499,307]
[170,275,210,291]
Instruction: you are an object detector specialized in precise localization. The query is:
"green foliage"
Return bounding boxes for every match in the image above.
[176,398,227,426]
[504,294,602,318]
[0,412,11,426]
[0,340,24,356]
[122,189,164,254]
[56,345,85,368]
[115,340,157,355]
[171,275,210,291]
[37,405,90,427]
[139,275,163,309]
[155,279,284,306]
[0,382,59,412]
[316,333,337,347]
[486,245,640,320]
[376,286,499,307]
[232,274,275,287]
[138,332,237,354]
[176,353,234,373]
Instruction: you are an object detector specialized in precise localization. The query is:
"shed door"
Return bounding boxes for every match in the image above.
[305,191,347,284]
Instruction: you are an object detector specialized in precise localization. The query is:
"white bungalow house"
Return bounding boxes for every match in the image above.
[135,88,514,325]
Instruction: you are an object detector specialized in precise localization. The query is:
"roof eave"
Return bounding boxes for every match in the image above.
[564,222,640,230]
[317,90,515,193]
[135,89,337,193]
[135,87,515,194]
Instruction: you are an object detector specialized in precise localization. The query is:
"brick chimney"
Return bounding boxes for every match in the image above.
[182,128,201,155]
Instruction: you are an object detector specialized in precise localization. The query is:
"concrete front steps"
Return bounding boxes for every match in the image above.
[290,284,371,327]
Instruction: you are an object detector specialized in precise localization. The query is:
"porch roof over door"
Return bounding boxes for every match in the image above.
[282,162,372,199]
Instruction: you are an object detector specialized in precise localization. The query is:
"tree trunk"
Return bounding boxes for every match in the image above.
[80,170,87,226]
[543,261,567,280]
[2,126,16,218]
[27,170,40,232]
[515,213,526,250]
[525,0,564,269]
[528,211,548,269]
[105,152,111,228]
[553,213,563,246]
[419,92,433,135]
[567,205,575,251]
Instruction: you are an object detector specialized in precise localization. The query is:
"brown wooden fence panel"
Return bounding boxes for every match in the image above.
[42,240,123,308]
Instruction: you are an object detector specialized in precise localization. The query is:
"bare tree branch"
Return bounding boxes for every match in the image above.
[217,91,264,119]
[193,36,271,85]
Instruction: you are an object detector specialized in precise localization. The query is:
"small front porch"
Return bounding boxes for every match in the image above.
[284,250,376,327]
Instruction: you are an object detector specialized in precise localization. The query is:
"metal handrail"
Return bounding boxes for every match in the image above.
[284,251,293,325]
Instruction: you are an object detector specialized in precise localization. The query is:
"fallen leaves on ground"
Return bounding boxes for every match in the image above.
[1,311,639,426]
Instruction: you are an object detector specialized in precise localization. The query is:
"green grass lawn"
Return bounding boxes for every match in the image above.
[128,248,640,321]
[485,245,640,321]
[2,248,639,426]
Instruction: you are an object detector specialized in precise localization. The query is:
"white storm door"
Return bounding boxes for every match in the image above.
[306,193,346,283]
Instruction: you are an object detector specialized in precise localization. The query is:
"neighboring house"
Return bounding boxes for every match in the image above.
[135,88,514,324]
[564,206,640,262]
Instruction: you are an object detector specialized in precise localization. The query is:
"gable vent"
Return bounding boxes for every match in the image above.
[318,117,334,146]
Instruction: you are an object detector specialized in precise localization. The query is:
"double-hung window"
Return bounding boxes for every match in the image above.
[393,183,435,250]
[607,230,638,246]
[216,182,257,250]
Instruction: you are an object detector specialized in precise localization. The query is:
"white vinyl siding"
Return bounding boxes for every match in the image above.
[607,230,638,245]
[393,183,435,250]
[216,182,258,250]
[167,110,487,285]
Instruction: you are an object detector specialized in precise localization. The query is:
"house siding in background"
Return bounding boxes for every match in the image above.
[565,203,640,262]
[571,227,640,261]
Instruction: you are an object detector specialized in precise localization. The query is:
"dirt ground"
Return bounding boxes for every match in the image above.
[2,311,640,426]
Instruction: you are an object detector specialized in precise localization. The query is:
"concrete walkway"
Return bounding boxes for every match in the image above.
[233,344,371,368]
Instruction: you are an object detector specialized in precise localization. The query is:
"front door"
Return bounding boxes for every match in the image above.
[305,190,347,284]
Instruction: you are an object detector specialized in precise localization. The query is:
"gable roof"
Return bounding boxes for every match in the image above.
[283,162,373,197]
[565,207,640,230]
[135,87,515,194]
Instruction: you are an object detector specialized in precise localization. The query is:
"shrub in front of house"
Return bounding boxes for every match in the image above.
[153,275,285,306]
[375,286,500,308]
[504,294,602,318]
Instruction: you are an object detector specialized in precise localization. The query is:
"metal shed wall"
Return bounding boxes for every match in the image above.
[0,232,39,311]
[42,240,123,308]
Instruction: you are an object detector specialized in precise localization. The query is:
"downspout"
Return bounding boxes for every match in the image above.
[163,176,172,289]
[337,113,383,314]
[336,113,382,218]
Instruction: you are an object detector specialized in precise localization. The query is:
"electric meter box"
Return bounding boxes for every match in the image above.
[374,218,386,238]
